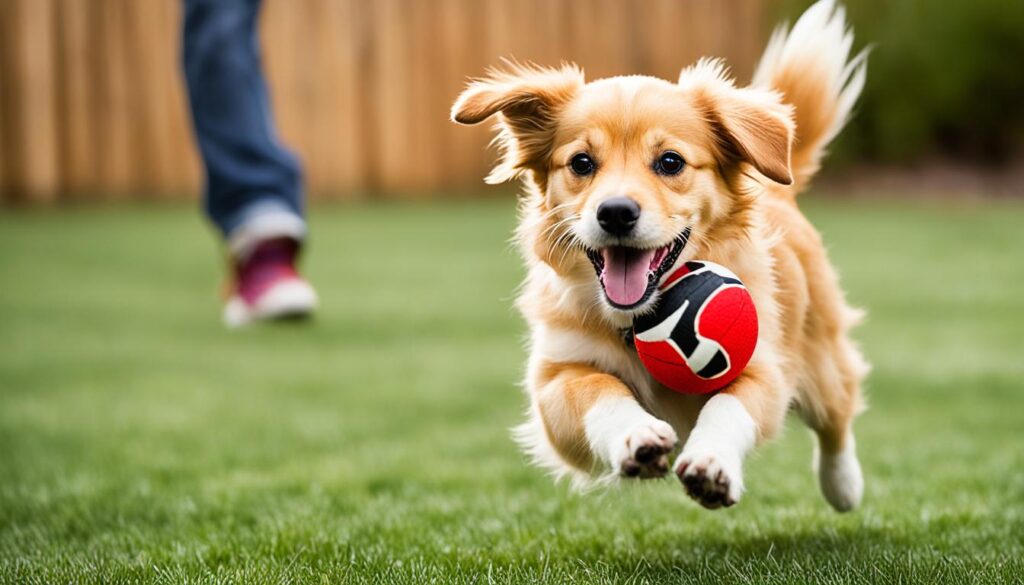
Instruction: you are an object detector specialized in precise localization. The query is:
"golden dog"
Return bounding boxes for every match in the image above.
[452,0,869,511]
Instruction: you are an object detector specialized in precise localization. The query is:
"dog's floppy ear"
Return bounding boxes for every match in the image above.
[451,61,583,184]
[681,60,794,185]
[714,89,794,185]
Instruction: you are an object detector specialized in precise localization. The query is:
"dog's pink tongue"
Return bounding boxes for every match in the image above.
[601,247,656,306]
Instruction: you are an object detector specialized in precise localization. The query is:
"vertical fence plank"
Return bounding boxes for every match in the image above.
[122,0,158,197]
[323,0,367,195]
[92,0,133,198]
[126,0,176,198]
[371,0,411,193]
[0,30,6,194]
[302,0,336,198]
[0,0,60,203]
[55,0,99,197]
[405,0,442,192]
[260,0,303,192]
[437,0,490,191]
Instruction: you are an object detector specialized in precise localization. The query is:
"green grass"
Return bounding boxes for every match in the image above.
[1,196,1022,584]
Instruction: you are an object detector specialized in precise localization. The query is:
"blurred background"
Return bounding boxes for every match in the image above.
[1,0,1021,203]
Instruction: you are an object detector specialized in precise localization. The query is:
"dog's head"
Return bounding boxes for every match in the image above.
[452,59,793,316]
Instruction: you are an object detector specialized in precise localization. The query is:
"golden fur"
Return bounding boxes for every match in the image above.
[452,0,869,510]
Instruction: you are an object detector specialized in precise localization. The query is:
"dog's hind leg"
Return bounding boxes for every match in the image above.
[813,420,863,512]
[799,334,869,512]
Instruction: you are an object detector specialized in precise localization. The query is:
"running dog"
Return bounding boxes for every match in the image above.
[451,0,869,511]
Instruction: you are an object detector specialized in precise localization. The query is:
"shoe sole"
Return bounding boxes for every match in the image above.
[223,279,318,328]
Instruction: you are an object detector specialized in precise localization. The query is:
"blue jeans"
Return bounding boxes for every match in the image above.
[183,0,305,254]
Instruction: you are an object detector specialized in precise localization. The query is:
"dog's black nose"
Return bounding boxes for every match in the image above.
[597,197,640,236]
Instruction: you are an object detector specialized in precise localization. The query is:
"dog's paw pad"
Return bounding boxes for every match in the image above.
[614,421,677,479]
[675,450,743,509]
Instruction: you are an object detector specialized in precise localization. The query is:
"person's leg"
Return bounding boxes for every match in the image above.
[183,0,304,255]
[183,0,316,325]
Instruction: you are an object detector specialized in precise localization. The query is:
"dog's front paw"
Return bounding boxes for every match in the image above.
[674,449,744,509]
[610,421,678,479]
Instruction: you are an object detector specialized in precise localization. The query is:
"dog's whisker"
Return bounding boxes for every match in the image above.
[538,214,579,241]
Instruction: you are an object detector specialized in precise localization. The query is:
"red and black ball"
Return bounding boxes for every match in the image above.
[632,261,758,395]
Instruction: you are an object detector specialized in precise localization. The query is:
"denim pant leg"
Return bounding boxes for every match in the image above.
[182,0,305,257]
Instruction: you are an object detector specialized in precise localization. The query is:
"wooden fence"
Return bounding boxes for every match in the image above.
[0,0,767,203]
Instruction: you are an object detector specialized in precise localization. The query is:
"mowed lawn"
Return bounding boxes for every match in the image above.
[0,196,1022,584]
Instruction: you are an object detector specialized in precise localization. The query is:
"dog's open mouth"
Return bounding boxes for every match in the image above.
[586,228,691,310]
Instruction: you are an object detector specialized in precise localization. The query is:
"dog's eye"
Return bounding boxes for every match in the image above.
[654,151,685,176]
[569,153,597,176]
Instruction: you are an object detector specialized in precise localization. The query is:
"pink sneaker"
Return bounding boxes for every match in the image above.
[222,238,318,327]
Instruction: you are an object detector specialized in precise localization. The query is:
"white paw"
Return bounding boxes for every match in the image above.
[817,442,864,512]
[609,420,678,479]
[674,448,745,509]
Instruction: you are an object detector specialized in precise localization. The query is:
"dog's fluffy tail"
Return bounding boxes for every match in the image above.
[753,0,867,192]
